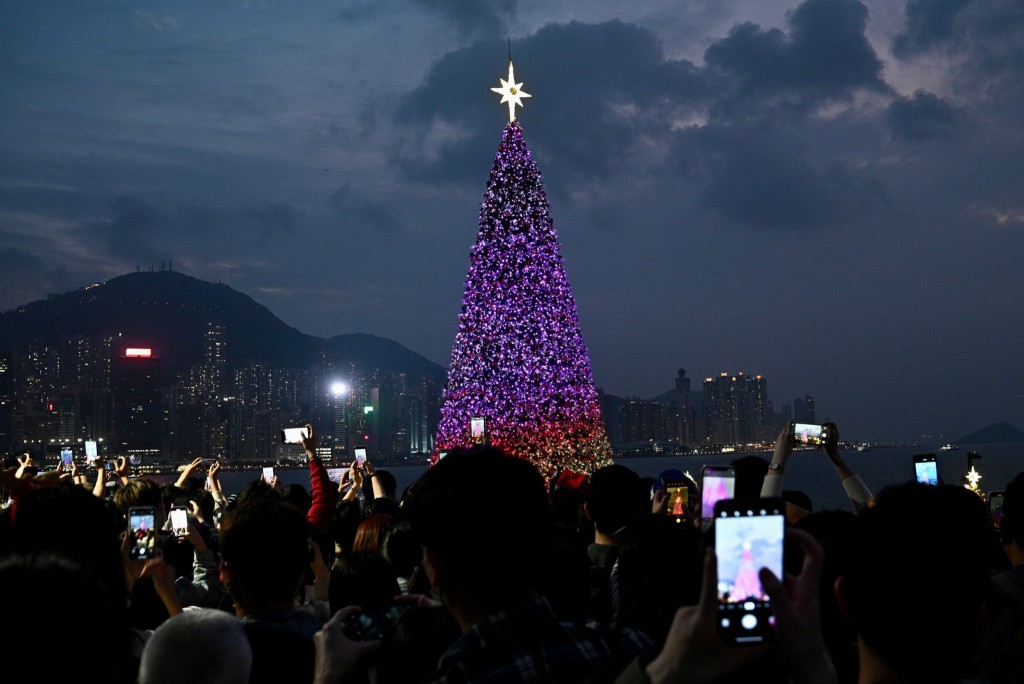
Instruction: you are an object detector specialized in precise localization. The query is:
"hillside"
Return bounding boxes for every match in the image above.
[0,271,446,383]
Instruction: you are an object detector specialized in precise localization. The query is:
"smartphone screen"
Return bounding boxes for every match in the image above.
[60,448,73,468]
[663,479,689,523]
[128,507,157,560]
[792,422,825,446]
[470,417,485,444]
[913,455,938,485]
[701,466,736,520]
[85,440,98,463]
[262,467,275,484]
[990,491,1005,528]
[170,507,189,537]
[326,467,345,484]
[354,448,367,467]
[281,427,308,444]
[714,499,785,645]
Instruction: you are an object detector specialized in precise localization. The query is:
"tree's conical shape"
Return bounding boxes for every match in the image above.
[434,122,612,479]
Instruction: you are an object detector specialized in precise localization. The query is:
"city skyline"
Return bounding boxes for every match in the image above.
[1,1,1022,442]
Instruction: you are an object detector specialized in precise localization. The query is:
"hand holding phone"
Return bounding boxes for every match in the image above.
[281,426,309,444]
[341,604,412,641]
[262,467,275,484]
[170,506,189,537]
[128,506,158,560]
[714,498,785,645]
[792,422,828,446]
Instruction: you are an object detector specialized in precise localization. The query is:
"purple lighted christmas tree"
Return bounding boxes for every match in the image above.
[434,62,612,479]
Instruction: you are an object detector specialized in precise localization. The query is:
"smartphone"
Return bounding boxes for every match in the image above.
[104,461,114,471]
[714,498,785,645]
[128,506,158,560]
[989,491,1005,529]
[341,604,412,641]
[913,454,938,485]
[792,422,827,446]
[354,447,367,469]
[438,450,448,460]
[326,467,345,484]
[85,440,98,463]
[662,478,690,524]
[170,506,189,537]
[701,465,736,520]
[60,448,73,469]
[281,426,309,444]
[470,417,485,445]
[262,466,275,484]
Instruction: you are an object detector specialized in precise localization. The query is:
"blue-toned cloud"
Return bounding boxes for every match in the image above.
[892,0,974,58]
[886,90,961,141]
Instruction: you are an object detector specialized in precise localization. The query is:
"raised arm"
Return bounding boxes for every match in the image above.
[761,422,794,498]
[822,423,873,512]
[302,424,338,533]
[92,457,107,499]
[362,460,385,501]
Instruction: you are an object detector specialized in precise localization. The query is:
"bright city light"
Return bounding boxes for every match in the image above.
[330,382,348,396]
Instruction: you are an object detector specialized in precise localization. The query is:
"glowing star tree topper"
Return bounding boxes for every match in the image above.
[490,60,531,123]
[433,62,612,481]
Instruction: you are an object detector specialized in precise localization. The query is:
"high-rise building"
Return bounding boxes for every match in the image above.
[112,347,164,460]
[674,369,691,448]
[620,398,666,443]
[0,352,13,453]
[703,372,771,446]
[794,395,816,424]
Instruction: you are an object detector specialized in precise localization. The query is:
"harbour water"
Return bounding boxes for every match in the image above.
[215,443,1023,512]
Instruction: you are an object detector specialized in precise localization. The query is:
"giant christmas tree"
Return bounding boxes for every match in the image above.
[433,61,612,480]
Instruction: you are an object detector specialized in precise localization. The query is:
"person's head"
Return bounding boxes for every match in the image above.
[613,513,704,644]
[839,483,990,680]
[352,513,397,555]
[373,470,398,500]
[332,499,363,555]
[219,499,310,614]
[139,608,253,684]
[407,448,549,613]
[585,464,647,539]
[234,477,282,509]
[0,552,129,682]
[114,478,165,526]
[365,496,402,520]
[729,455,770,502]
[281,483,312,512]
[381,522,422,580]
[328,550,400,614]
[1000,471,1024,552]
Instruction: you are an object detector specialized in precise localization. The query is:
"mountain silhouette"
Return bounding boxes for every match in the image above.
[0,271,446,384]
[956,421,1024,445]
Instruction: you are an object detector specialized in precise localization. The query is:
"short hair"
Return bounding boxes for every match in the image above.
[842,483,990,677]
[352,513,397,555]
[139,608,252,684]
[114,478,162,514]
[329,550,400,614]
[407,448,549,607]
[586,464,646,536]
[220,499,309,606]
[381,522,422,579]
[374,470,398,499]
[1001,471,1024,549]
[729,455,770,502]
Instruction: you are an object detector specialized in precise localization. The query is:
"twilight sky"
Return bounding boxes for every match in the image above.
[1,0,1022,442]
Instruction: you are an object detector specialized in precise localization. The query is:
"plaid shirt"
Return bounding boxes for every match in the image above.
[430,596,653,683]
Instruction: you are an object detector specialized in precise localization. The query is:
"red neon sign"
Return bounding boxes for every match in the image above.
[125,348,152,358]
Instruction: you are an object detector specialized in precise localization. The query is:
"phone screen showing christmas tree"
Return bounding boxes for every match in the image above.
[714,499,784,645]
[663,479,689,524]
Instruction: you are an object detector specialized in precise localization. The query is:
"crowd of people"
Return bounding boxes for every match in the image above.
[1,422,1022,683]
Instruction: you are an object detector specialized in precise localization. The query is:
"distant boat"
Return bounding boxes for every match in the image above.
[856,444,871,452]
[940,444,959,451]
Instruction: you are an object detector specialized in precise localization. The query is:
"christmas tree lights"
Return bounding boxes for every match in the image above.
[433,118,613,480]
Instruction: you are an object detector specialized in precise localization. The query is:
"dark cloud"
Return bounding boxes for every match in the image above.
[0,246,75,311]
[86,196,163,263]
[245,200,300,234]
[331,185,401,233]
[887,90,960,142]
[682,124,887,228]
[892,0,974,58]
[393,21,706,184]
[704,0,889,118]
[411,0,517,37]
